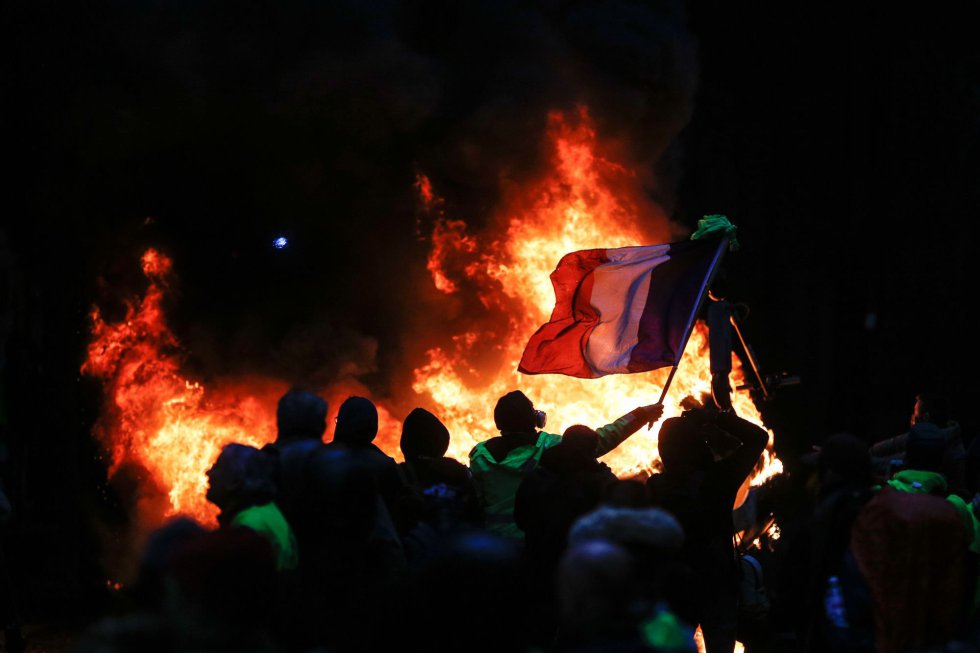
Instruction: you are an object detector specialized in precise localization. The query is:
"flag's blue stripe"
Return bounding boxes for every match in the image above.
[627,238,719,372]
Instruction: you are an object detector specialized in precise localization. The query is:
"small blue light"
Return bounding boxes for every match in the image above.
[273,236,288,249]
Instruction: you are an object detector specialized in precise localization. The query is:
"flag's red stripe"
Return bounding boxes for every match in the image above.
[518,249,608,378]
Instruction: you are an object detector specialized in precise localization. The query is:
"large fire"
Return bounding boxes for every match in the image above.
[83,107,780,528]
[414,108,780,483]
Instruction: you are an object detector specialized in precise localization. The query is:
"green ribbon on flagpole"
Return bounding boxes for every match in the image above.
[690,214,739,251]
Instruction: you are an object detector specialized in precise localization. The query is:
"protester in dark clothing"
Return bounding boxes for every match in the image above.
[870,392,966,492]
[568,505,697,634]
[374,531,531,653]
[295,439,406,652]
[515,425,618,574]
[774,433,876,653]
[850,488,970,653]
[648,407,768,653]
[555,539,696,653]
[326,396,405,517]
[397,407,482,555]
[264,387,328,531]
[470,390,663,537]
[132,517,207,611]
[602,479,653,508]
[512,425,620,646]
[168,528,279,652]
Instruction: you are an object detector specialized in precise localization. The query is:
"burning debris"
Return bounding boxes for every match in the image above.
[82,108,781,527]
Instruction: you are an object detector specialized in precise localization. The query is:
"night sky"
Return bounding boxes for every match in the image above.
[3,0,978,625]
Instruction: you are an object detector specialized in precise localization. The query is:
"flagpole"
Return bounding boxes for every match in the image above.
[656,235,731,406]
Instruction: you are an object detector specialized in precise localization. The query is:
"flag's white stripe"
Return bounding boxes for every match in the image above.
[584,244,671,374]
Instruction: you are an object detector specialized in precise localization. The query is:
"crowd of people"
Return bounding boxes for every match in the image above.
[72,388,980,653]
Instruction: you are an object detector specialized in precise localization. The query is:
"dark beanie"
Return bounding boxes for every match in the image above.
[334,396,379,445]
[401,407,451,459]
[494,390,536,433]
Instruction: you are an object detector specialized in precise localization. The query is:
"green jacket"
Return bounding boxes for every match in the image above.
[232,502,299,571]
[469,413,642,537]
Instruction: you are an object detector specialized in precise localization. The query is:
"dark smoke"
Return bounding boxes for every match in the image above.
[17,0,698,407]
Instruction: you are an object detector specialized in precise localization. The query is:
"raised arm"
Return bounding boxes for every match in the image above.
[594,403,664,457]
[710,411,769,483]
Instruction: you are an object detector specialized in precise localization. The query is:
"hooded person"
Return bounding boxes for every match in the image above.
[398,408,482,535]
[325,395,404,515]
[469,390,663,538]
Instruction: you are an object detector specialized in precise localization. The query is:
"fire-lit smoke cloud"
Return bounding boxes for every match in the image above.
[78,1,772,527]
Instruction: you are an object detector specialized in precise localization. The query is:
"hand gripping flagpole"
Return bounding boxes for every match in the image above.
[655,229,734,407]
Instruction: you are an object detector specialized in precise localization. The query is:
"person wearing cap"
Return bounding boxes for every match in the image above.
[469,390,663,538]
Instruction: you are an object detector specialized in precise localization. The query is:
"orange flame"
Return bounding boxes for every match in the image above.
[414,108,781,483]
[83,107,780,529]
[82,252,286,525]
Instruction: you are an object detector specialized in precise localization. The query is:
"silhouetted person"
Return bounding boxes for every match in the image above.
[326,395,404,515]
[648,406,767,653]
[292,399,406,651]
[132,516,207,611]
[169,528,279,652]
[775,433,875,653]
[870,392,966,492]
[384,531,531,653]
[516,425,618,571]
[265,387,328,532]
[397,407,482,560]
[569,505,697,637]
[470,390,663,538]
[206,443,298,571]
[850,484,971,653]
[555,539,669,652]
[513,425,620,645]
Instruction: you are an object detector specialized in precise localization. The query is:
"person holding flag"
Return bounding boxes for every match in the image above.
[471,216,741,541]
[469,390,664,538]
[518,215,737,395]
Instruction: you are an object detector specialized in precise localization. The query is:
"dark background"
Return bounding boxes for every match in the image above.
[2,0,977,631]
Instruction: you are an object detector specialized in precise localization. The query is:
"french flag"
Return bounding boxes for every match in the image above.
[518,237,727,379]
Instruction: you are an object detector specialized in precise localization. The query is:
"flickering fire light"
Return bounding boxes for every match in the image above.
[82,107,781,528]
